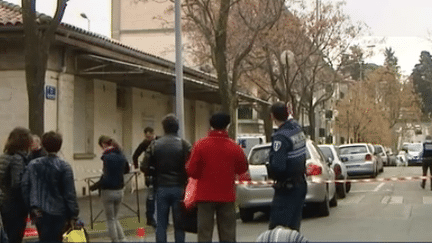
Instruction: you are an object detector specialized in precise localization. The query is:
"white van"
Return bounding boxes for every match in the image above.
[237,134,266,156]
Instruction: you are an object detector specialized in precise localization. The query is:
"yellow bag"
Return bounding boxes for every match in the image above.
[63,228,88,242]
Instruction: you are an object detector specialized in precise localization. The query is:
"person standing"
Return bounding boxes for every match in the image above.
[21,131,79,242]
[421,135,432,189]
[186,112,248,242]
[90,136,130,242]
[141,114,191,243]
[0,127,32,243]
[133,127,157,227]
[267,102,307,232]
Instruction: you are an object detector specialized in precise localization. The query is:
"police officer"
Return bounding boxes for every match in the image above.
[267,102,307,232]
[421,135,432,189]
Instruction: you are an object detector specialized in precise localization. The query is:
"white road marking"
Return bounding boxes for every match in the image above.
[340,194,365,204]
[381,196,391,204]
[373,182,385,192]
[423,196,432,204]
[389,196,403,204]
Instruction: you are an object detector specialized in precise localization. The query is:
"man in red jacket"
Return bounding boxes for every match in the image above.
[186,112,249,242]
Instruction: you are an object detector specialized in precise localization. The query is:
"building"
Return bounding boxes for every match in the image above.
[0,1,267,196]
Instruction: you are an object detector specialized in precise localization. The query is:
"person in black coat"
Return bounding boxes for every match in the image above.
[90,136,130,242]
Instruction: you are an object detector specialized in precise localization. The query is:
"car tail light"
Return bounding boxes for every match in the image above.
[365,154,372,161]
[306,164,322,176]
[237,171,252,183]
[333,164,341,177]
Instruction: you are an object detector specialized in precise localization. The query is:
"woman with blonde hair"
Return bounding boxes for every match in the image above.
[90,135,130,242]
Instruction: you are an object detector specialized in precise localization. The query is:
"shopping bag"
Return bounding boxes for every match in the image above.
[184,178,198,210]
[63,228,89,243]
[176,201,198,234]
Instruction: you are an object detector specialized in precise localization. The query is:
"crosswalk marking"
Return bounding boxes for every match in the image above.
[389,196,403,204]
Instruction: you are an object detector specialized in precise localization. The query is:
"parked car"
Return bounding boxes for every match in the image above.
[373,144,386,172]
[236,139,337,222]
[406,143,423,166]
[318,144,351,198]
[338,143,379,178]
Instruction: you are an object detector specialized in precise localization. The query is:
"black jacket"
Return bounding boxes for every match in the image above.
[92,147,130,190]
[141,134,191,187]
[132,136,158,169]
[0,152,28,213]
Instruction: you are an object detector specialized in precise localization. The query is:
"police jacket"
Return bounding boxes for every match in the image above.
[141,134,191,187]
[268,119,306,181]
[21,154,79,218]
[423,141,432,159]
[93,147,130,190]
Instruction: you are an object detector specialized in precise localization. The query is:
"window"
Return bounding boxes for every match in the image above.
[238,106,253,120]
[249,147,270,165]
[339,145,368,155]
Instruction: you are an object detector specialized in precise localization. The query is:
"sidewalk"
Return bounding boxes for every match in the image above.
[78,188,154,240]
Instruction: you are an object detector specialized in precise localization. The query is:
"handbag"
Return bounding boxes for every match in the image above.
[63,228,88,243]
[176,178,198,233]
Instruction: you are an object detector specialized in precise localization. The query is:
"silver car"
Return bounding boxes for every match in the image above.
[236,139,337,222]
[339,143,379,177]
[318,144,351,198]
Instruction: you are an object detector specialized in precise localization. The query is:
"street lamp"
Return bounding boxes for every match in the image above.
[80,13,90,31]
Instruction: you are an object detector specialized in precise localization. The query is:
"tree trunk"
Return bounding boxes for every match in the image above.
[308,107,316,141]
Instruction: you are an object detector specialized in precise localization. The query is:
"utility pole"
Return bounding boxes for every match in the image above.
[175,0,185,139]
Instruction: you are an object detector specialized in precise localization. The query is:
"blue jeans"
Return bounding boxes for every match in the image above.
[156,186,185,243]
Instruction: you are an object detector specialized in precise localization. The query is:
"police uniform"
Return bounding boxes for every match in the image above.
[421,140,432,189]
[268,119,307,232]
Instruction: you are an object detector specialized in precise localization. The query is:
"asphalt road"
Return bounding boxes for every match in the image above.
[94,166,432,242]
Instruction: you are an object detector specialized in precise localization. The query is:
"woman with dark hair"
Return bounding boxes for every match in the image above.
[0,127,32,243]
[90,135,130,242]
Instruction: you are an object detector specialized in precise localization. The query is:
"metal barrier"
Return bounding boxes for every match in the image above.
[84,171,141,229]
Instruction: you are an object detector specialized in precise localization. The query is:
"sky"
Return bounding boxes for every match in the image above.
[6,0,432,76]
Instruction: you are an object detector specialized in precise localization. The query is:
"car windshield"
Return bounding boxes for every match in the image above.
[339,145,368,155]
[248,147,270,165]
[408,143,422,152]
[318,146,334,161]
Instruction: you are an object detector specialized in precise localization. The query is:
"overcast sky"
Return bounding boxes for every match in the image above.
[6,0,432,76]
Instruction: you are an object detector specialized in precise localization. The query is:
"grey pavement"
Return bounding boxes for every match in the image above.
[77,187,155,240]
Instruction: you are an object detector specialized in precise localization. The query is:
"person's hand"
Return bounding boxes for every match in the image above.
[69,218,78,230]
[31,207,42,218]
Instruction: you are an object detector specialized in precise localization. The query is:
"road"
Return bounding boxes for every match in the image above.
[95,166,432,242]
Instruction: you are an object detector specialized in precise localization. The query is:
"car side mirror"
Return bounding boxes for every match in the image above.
[326,157,333,165]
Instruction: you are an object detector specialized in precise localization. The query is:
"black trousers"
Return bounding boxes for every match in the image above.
[35,212,67,243]
[422,159,432,187]
[269,181,307,232]
[1,210,27,243]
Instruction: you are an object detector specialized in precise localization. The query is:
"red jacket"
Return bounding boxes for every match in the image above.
[186,130,248,202]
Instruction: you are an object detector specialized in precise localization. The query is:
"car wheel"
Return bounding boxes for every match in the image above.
[239,208,254,222]
[330,192,338,207]
[317,195,330,217]
[345,182,351,193]
[337,182,346,198]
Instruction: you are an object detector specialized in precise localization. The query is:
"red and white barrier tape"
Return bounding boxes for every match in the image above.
[235,176,432,185]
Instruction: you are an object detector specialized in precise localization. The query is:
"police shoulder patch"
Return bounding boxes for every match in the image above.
[273,141,282,152]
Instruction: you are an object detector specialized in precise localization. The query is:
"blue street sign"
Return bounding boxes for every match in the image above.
[45,85,56,100]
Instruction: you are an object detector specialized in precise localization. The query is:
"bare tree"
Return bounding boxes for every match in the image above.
[245,0,367,140]
[22,0,68,136]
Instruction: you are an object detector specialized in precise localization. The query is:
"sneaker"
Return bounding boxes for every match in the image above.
[146,219,156,228]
